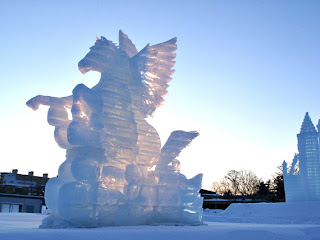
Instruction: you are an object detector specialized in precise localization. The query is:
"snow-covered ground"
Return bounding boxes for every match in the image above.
[203,201,320,224]
[1,202,320,240]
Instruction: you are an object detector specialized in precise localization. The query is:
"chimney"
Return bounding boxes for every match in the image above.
[12,169,18,174]
[43,173,48,178]
[28,171,34,177]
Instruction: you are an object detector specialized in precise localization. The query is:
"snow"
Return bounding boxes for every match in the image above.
[203,201,320,224]
[1,202,320,240]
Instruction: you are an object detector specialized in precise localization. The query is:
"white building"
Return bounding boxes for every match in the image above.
[0,169,49,213]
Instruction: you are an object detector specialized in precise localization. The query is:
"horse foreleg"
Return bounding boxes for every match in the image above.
[68,84,102,147]
[26,95,72,110]
[27,95,73,149]
[71,84,101,121]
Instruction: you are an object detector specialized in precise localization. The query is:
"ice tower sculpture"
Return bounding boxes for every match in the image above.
[283,112,320,202]
[26,31,203,228]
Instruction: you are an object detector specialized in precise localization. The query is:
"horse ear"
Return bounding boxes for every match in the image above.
[98,36,117,49]
[119,30,138,58]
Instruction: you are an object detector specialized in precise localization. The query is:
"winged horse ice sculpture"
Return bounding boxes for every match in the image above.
[27,31,203,227]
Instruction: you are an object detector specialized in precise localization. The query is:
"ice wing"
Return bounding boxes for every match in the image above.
[130,37,177,116]
[158,130,199,169]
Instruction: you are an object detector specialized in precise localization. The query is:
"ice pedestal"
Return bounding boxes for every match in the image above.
[41,168,203,227]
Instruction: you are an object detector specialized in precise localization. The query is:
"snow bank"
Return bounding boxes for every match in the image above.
[203,201,320,224]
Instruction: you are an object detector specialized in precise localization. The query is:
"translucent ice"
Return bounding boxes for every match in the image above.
[283,112,320,202]
[27,31,203,228]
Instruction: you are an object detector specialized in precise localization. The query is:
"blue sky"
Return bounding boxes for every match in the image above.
[1,1,320,189]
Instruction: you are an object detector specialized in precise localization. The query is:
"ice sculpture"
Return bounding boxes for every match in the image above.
[26,31,203,228]
[283,112,320,202]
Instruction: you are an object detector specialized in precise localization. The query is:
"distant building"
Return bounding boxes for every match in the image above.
[199,189,257,209]
[0,169,49,213]
[1,169,48,189]
[200,189,229,209]
[0,193,44,213]
[283,112,320,202]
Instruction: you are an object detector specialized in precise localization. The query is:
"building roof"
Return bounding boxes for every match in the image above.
[0,193,44,199]
[0,170,49,186]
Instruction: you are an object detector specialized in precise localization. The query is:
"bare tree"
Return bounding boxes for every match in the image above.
[211,181,223,194]
[224,170,241,196]
[212,169,261,196]
[238,170,260,196]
